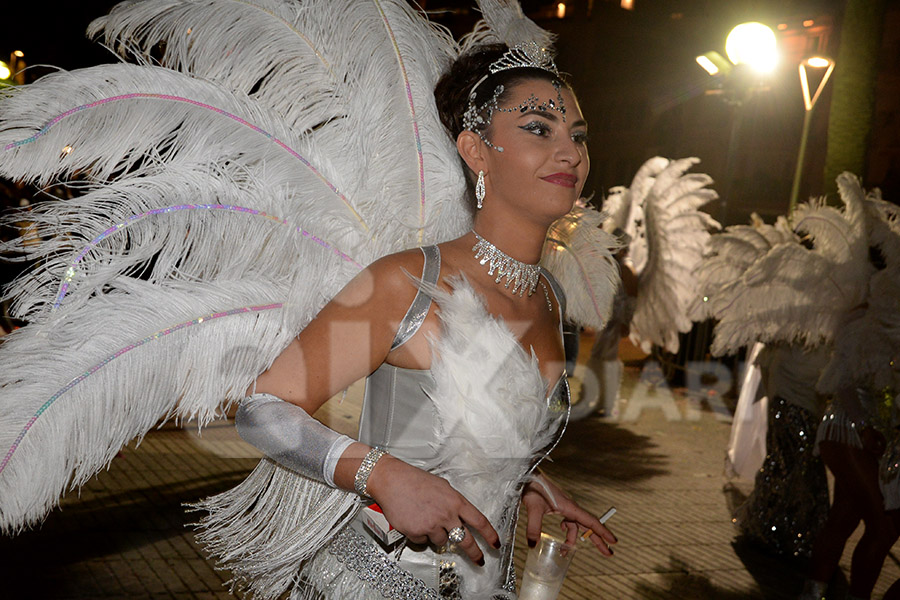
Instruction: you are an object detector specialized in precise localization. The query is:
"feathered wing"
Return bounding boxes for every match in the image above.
[692,172,874,357]
[0,0,471,533]
[817,185,900,395]
[603,157,720,354]
[88,0,470,250]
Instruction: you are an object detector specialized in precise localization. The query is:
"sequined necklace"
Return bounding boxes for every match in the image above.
[472,232,551,311]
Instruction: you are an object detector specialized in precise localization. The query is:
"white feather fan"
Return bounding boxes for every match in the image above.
[601,156,720,354]
[0,0,472,534]
[692,172,876,357]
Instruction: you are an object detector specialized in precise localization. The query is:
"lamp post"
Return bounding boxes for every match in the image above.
[695,22,778,225]
[787,56,835,216]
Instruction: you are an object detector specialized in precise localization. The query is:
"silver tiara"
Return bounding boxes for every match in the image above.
[462,42,561,152]
[468,41,559,99]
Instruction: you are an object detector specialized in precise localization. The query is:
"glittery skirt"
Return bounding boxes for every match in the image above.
[734,397,829,558]
[294,516,516,600]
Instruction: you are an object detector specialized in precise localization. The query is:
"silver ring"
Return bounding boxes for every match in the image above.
[447,526,466,544]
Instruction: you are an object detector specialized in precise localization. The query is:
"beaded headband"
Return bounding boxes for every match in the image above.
[462,42,563,152]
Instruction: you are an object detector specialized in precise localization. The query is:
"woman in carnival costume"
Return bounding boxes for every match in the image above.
[691,174,884,562]
[800,195,900,600]
[0,1,636,598]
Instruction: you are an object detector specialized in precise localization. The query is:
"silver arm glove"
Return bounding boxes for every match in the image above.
[235,392,356,487]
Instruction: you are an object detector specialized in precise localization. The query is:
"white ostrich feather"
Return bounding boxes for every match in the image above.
[541,205,620,330]
[866,194,900,267]
[0,0,470,532]
[689,216,797,322]
[0,275,311,533]
[693,172,875,357]
[460,0,556,52]
[603,157,720,354]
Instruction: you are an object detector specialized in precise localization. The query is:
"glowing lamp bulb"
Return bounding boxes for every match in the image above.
[725,22,778,73]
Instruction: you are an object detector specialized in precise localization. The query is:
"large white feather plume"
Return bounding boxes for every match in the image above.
[692,172,875,356]
[0,0,473,533]
[602,157,720,354]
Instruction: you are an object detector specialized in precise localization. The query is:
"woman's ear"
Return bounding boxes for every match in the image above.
[456,130,487,175]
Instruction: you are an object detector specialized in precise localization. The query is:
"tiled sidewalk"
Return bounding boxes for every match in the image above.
[2,346,898,599]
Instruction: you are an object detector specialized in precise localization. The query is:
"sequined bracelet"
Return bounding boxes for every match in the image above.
[354,447,387,498]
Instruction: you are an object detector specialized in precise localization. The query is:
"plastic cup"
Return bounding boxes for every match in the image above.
[518,532,577,600]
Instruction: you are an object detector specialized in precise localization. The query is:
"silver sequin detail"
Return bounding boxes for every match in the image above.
[734,397,828,557]
[472,232,541,297]
[438,560,462,599]
[391,245,441,351]
[329,528,441,600]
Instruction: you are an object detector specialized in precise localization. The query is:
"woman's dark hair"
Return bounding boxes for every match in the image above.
[434,43,571,141]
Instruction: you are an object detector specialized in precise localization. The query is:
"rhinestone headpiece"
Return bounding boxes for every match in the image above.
[469,41,559,100]
[462,42,561,152]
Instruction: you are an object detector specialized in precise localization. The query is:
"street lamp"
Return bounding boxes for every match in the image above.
[696,22,778,225]
[787,55,835,216]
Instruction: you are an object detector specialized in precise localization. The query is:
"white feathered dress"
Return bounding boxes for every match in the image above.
[192,254,572,600]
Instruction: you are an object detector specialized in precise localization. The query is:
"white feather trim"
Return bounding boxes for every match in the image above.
[693,172,876,356]
[419,276,566,599]
[541,206,620,330]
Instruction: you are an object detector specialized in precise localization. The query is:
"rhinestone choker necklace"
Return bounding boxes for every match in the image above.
[472,231,541,297]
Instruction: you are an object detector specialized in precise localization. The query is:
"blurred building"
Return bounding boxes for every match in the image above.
[423,0,899,224]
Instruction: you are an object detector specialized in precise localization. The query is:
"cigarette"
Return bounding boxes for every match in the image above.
[580,507,616,540]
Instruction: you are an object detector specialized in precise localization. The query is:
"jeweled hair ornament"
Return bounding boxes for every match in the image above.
[469,41,559,99]
[462,41,562,152]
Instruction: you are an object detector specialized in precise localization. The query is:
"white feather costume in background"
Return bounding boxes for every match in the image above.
[0,0,621,597]
[815,183,900,396]
[691,173,873,357]
[601,156,720,354]
[813,186,900,508]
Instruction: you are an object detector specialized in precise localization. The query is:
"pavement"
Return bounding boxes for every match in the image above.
[2,332,899,599]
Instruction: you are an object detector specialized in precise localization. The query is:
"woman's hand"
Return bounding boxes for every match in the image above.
[522,472,617,556]
[366,455,500,566]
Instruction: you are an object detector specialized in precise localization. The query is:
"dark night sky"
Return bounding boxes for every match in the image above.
[6,2,123,73]
[4,1,847,73]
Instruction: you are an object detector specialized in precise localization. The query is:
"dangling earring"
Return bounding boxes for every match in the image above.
[475,170,485,209]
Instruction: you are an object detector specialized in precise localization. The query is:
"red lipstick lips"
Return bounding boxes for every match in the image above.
[541,173,577,188]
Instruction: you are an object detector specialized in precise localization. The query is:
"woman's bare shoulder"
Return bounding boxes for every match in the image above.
[329,248,428,311]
